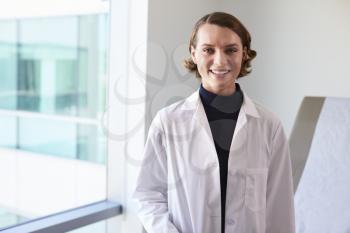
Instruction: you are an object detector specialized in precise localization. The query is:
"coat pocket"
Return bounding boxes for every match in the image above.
[245,168,268,212]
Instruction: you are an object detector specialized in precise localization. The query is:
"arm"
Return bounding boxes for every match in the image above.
[133,113,180,233]
[266,122,295,233]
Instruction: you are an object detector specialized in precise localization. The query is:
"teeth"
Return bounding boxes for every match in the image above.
[211,70,229,74]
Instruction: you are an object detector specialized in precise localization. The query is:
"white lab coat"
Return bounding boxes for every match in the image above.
[133,89,295,233]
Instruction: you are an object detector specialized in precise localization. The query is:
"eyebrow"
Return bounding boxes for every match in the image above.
[224,44,239,48]
[200,43,239,47]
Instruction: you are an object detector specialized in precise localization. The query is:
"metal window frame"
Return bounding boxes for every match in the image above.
[0,200,122,233]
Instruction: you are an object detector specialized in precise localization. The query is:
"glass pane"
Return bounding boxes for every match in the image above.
[0,20,17,110]
[0,115,17,148]
[0,208,28,229]
[0,10,109,230]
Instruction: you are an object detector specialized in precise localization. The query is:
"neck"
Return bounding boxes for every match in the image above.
[203,84,236,96]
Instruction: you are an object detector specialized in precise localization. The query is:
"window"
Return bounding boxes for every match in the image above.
[0,11,109,231]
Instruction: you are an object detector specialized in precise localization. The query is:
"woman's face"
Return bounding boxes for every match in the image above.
[191,23,245,96]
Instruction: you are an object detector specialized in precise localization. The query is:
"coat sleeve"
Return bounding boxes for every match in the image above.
[133,113,180,233]
[266,121,295,233]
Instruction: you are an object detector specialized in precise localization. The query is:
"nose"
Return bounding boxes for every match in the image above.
[213,50,227,66]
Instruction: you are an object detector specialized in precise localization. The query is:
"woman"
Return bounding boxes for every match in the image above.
[133,12,295,233]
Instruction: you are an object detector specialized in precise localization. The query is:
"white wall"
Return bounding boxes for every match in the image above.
[107,0,148,232]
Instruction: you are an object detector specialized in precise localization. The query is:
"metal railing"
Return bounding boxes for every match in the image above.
[0,200,122,233]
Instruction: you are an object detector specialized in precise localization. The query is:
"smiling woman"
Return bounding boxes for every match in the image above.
[134,11,295,233]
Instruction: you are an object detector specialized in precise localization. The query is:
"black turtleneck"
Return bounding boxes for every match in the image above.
[199,83,243,233]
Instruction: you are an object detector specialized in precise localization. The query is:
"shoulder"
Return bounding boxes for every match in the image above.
[243,94,284,141]
[156,91,198,124]
[254,101,282,126]
[253,102,288,147]
[242,90,282,127]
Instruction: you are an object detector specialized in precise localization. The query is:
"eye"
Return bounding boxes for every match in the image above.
[225,48,238,54]
[202,48,214,54]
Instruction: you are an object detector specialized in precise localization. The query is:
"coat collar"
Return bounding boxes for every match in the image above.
[184,85,260,157]
[185,86,260,119]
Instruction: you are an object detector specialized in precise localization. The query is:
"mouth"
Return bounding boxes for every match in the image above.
[209,69,231,77]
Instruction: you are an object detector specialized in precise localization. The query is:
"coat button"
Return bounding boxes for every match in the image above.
[227,218,235,225]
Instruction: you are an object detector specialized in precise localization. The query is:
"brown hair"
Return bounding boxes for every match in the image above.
[183,12,257,78]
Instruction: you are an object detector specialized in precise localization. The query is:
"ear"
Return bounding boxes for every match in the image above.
[242,47,248,61]
[190,46,197,64]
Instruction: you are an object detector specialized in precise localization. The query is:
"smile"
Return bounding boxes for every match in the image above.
[210,69,231,75]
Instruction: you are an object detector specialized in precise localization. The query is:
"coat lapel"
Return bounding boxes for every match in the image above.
[184,88,261,164]
[186,90,217,158]
[228,90,260,169]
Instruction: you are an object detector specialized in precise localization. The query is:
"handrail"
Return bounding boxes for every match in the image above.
[0,200,122,233]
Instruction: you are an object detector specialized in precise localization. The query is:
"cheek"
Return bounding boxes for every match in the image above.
[196,59,211,76]
[198,56,212,67]
[232,55,244,66]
